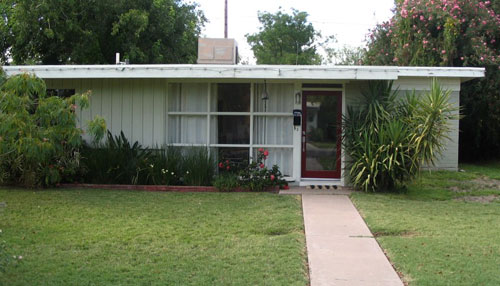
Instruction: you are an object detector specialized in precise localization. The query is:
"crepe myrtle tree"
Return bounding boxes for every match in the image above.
[0,70,106,187]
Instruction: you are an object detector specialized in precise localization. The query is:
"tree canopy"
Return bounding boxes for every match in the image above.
[363,0,500,161]
[0,0,206,65]
[246,9,322,65]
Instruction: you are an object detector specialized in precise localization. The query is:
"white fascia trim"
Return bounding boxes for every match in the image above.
[2,64,484,81]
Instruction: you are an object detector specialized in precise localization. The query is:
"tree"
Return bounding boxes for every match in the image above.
[0,71,106,187]
[0,0,206,65]
[325,45,365,65]
[363,0,500,161]
[246,9,322,65]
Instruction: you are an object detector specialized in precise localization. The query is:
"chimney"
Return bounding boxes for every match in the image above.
[197,38,238,65]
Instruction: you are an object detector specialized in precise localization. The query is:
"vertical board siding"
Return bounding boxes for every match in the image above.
[142,78,155,147]
[153,79,166,146]
[121,78,133,141]
[132,79,144,144]
[111,78,123,136]
[101,79,113,134]
[45,78,168,147]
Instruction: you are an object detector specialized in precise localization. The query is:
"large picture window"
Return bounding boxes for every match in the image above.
[167,82,294,176]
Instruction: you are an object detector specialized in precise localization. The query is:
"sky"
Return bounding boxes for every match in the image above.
[193,0,396,63]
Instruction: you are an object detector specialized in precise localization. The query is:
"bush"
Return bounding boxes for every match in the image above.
[82,131,151,184]
[213,173,240,192]
[343,79,458,192]
[238,148,287,192]
[145,146,216,186]
[83,138,216,186]
[0,72,105,187]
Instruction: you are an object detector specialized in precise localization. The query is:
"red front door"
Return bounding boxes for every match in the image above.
[301,91,342,179]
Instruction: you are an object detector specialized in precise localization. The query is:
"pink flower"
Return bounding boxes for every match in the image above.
[226,166,230,171]
[218,162,224,168]
[420,15,425,21]
[441,50,446,54]
[258,148,264,153]
[263,150,269,156]
[260,163,265,169]
[460,57,464,60]
[270,175,275,181]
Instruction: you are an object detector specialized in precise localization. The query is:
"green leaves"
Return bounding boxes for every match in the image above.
[344,79,457,192]
[0,72,102,187]
[246,9,322,65]
[1,0,206,64]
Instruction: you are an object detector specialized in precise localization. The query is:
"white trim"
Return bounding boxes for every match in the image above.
[249,83,254,162]
[3,64,484,82]
[253,145,294,148]
[210,144,250,148]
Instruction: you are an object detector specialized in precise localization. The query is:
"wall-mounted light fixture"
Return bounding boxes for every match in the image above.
[295,91,302,104]
[261,80,269,100]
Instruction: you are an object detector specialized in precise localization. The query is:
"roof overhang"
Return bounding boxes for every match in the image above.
[2,64,485,82]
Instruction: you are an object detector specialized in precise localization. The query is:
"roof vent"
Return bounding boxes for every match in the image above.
[197,38,238,65]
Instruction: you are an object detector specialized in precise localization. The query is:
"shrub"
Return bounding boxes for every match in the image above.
[0,72,105,187]
[81,131,151,184]
[238,148,287,192]
[343,79,458,192]
[83,140,216,186]
[213,173,240,192]
[145,146,216,186]
[181,147,216,186]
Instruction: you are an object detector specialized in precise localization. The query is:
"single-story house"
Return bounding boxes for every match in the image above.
[3,64,485,186]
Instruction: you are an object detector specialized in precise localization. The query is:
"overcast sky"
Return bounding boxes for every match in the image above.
[193,0,396,63]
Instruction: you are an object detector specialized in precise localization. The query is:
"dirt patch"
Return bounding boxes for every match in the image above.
[471,177,500,189]
[455,195,499,203]
[449,176,500,193]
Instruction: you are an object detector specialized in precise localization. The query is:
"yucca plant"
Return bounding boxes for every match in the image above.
[343,79,458,192]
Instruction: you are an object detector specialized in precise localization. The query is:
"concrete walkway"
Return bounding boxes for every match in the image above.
[302,195,404,286]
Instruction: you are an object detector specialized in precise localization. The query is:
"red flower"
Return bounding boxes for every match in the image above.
[258,148,264,152]
[260,163,265,168]
[218,162,224,168]
[226,160,229,164]
[226,166,230,170]
[270,175,275,181]
[283,185,290,190]
[263,150,269,156]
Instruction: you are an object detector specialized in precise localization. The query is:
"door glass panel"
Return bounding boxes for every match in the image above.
[305,95,339,171]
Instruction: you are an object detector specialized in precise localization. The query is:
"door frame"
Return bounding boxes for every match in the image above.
[301,90,342,179]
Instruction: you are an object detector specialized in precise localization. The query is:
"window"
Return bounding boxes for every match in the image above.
[46,89,75,98]
[167,82,294,176]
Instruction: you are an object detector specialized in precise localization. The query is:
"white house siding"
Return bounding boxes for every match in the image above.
[45,79,295,176]
[344,77,461,170]
[45,78,168,147]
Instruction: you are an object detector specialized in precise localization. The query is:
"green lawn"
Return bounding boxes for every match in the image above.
[351,162,500,286]
[0,190,308,286]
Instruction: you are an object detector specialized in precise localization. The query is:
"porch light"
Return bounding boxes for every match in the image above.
[295,92,301,104]
[261,80,269,100]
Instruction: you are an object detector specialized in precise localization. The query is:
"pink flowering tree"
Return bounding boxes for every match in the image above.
[365,0,500,66]
[364,0,500,160]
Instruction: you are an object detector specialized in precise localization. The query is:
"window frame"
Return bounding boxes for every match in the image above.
[166,82,294,163]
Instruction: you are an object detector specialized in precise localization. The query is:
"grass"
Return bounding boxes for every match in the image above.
[0,189,308,286]
[351,161,500,285]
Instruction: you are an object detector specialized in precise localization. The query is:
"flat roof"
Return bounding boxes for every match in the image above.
[2,64,485,82]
